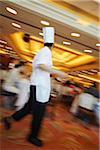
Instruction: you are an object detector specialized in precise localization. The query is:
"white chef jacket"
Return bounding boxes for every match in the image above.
[30,46,52,103]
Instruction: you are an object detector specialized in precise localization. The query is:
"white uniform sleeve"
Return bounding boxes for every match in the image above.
[35,48,52,66]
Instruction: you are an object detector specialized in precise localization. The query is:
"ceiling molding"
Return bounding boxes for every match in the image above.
[70,61,99,71]
[7,0,100,38]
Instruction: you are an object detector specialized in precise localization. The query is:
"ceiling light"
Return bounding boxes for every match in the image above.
[96,43,100,47]
[71,33,80,37]
[12,22,21,28]
[63,41,71,45]
[40,20,50,26]
[39,32,43,36]
[84,49,92,53]
[87,72,94,75]
[5,46,12,50]
[0,44,4,48]
[91,69,98,73]
[82,70,88,73]
[0,39,7,44]
[6,7,17,15]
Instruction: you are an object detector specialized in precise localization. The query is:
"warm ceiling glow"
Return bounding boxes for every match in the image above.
[96,43,100,47]
[39,32,43,36]
[77,19,90,26]
[6,7,17,15]
[12,22,21,28]
[84,49,92,53]
[63,41,71,45]
[78,74,100,82]
[0,50,8,54]
[40,20,50,26]
[71,33,80,37]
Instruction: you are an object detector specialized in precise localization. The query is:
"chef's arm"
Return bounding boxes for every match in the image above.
[38,64,68,78]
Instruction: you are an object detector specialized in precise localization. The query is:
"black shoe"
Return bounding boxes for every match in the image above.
[27,136,43,147]
[2,117,11,130]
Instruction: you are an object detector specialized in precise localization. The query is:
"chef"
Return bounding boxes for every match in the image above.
[3,27,68,147]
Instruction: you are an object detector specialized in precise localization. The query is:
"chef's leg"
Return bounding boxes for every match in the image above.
[29,102,46,138]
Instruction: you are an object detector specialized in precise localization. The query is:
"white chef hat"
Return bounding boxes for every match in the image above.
[43,27,54,43]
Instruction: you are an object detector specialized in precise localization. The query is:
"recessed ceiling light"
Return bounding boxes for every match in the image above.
[96,43,100,47]
[12,22,21,28]
[39,32,43,36]
[40,20,50,26]
[63,41,71,45]
[0,39,7,44]
[6,7,17,15]
[84,49,92,53]
[71,33,80,37]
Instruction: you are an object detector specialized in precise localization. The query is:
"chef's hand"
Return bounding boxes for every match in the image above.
[56,70,68,79]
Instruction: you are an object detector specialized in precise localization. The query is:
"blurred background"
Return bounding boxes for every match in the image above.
[0,0,100,150]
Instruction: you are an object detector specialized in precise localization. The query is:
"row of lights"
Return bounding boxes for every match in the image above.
[0,40,12,50]
[0,39,18,58]
[69,69,99,76]
[5,6,100,53]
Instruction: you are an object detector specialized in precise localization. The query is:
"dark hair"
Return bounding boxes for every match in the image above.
[15,61,27,68]
[23,33,30,42]
[44,43,53,47]
[92,82,96,88]
[65,80,71,86]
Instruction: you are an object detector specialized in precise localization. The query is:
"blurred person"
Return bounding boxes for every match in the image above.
[0,65,9,91]
[70,91,98,126]
[94,100,100,125]
[70,85,83,115]
[3,61,27,94]
[2,27,68,147]
[0,65,9,107]
[8,58,19,69]
[91,82,100,125]
[61,80,75,106]
[84,82,100,125]
[84,82,99,99]
[78,93,97,126]
[2,61,26,109]
[15,68,30,110]
[48,77,63,120]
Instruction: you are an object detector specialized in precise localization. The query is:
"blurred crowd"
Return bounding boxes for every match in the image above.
[0,59,31,110]
[0,58,100,127]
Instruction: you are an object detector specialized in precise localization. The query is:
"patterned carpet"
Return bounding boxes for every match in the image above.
[0,104,99,150]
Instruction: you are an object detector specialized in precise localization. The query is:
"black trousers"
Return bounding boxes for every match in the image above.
[12,85,47,138]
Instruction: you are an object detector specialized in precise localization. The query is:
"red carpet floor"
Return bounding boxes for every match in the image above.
[0,104,99,150]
